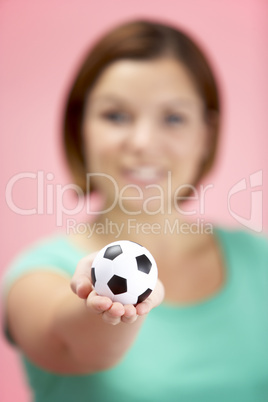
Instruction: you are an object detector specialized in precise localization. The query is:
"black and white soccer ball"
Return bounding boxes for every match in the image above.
[91,240,158,305]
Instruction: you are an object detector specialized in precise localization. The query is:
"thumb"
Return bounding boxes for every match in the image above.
[70,192,104,298]
[70,251,98,299]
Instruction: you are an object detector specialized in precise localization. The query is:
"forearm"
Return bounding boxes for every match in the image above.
[6,267,163,375]
[51,282,146,373]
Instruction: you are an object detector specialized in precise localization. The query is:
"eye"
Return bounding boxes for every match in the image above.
[164,113,185,125]
[102,111,129,123]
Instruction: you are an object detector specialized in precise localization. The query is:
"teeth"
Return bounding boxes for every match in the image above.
[130,167,160,181]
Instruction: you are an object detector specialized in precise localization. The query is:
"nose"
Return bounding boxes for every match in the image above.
[126,119,159,155]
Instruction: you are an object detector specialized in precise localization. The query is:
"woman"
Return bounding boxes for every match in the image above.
[3,19,268,402]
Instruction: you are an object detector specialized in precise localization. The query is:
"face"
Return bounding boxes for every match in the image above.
[82,58,210,215]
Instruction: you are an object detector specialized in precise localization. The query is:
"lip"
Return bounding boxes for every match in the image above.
[122,166,166,186]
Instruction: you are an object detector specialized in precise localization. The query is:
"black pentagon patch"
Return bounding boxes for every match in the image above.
[91,267,96,286]
[136,254,152,274]
[108,275,127,295]
[104,245,123,260]
[137,288,152,304]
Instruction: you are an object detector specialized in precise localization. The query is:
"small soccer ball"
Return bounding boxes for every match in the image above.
[91,240,158,305]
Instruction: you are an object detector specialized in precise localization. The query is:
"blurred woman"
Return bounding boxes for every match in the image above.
[3,19,268,402]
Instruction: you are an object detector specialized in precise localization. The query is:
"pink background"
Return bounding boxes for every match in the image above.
[0,1,267,401]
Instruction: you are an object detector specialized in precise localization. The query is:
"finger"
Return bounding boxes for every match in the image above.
[102,302,125,325]
[102,313,121,326]
[70,252,98,298]
[136,279,165,316]
[121,304,138,324]
[124,304,137,318]
[135,299,151,316]
[86,291,113,314]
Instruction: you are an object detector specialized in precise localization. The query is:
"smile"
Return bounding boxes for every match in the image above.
[123,166,165,185]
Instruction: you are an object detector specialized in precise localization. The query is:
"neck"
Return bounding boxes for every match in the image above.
[70,206,214,263]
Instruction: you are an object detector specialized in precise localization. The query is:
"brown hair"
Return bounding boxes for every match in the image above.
[63,19,221,193]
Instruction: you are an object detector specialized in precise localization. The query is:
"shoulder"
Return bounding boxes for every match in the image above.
[2,233,87,301]
[214,226,268,296]
[215,225,268,253]
[215,226,268,282]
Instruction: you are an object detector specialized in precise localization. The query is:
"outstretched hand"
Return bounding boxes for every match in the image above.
[70,252,165,325]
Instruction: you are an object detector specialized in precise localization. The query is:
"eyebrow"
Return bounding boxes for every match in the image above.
[88,94,198,108]
[89,95,130,106]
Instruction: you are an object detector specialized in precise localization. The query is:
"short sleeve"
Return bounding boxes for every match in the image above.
[1,234,86,344]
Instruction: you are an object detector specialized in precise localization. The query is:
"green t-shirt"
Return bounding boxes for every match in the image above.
[2,227,268,402]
